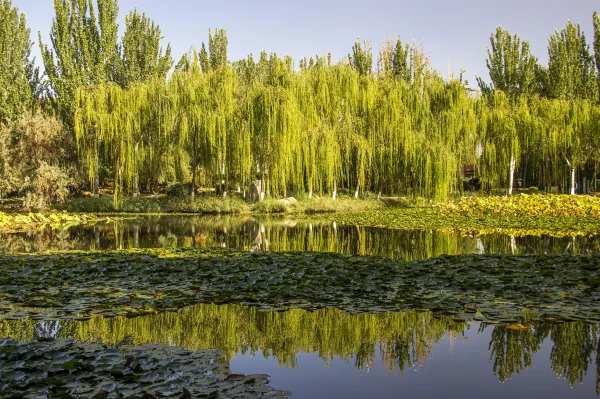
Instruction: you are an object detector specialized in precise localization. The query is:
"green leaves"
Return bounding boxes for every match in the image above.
[0,249,599,323]
[0,0,37,124]
[0,338,290,398]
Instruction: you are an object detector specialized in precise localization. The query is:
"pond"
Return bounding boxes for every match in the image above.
[0,305,597,398]
[0,215,599,397]
[2,215,600,258]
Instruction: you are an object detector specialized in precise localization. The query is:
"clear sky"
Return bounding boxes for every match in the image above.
[13,0,600,88]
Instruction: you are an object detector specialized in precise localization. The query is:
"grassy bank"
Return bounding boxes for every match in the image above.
[56,195,384,215]
[0,211,105,232]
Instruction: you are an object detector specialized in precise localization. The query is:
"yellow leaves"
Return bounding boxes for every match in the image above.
[443,194,600,218]
[507,324,528,331]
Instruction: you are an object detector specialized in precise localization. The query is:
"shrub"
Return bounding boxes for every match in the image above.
[22,162,70,210]
[167,182,191,197]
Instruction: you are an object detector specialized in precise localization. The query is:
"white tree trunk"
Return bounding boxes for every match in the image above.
[354,182,359,199]
[332,182,337,200]
[571,167,576,195]
[508,156,516,196]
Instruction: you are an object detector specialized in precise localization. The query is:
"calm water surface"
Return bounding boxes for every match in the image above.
[1,215,599,397]
[0,305,597,398]
[1,215,599,258]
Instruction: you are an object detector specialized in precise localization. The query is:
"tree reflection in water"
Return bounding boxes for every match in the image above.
[0,305,598,391]
[3,216,600,259]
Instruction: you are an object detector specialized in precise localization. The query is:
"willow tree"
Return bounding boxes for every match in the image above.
[248,55,303,198]
[141,78,181,197]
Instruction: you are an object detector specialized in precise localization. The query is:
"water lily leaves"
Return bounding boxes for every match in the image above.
[0,338,289,398]
[0,249,599,323]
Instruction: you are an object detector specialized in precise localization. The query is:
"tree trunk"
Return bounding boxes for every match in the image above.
[154,175,159,199]
[260,173,265,202]
[332,182,337,200]
[133,144,139,198]
[571,166,576,195]
[508,155,516,196]
[93,154,100,198]
[354,181,360,199]
[133,224,139,248]
[191,164,196,199]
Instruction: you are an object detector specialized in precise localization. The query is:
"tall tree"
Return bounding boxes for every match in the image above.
[208,28,228,70]
[40,0,120,196]
[477,27,538,101]
[0,0,38,124]
[349,40,372,76]
[547,20,596,194]
[547,20,596,101]
[594,12,600,102]
[119,9,173,87]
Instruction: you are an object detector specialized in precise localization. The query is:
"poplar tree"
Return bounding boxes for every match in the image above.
[594,12,600,102]
[477,27,538,101]
[349,40,372,76]
[119,9,173,87]
[0,0,38,123]
[40,0,120,197]
[548,21,596,101]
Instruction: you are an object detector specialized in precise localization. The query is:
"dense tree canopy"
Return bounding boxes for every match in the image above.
[0,0,38,124]
[1,0,600,208]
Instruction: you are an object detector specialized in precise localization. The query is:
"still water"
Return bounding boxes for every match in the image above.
[0,305,598,398]
[1,215,599,259]
[1,215,599,397]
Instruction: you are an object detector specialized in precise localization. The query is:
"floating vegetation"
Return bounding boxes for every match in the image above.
[320,207,600,237]
[0,337,289,398]
[444,194,600,217]
[0,249,599,322]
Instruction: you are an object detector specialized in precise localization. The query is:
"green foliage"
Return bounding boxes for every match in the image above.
[0,338,288,398]
[477,26,538,100]
[0,249,599,322]
[0,113,73,208]
[40,0,121,130]
[0,0,38,123]
[594,12,600,101]
[118,9,173,87]
[60,196,248,214]
[0,211,100,231]
[319,206,600,238]
[445,194,600,217]
[349,40,372,76]
[547,20,597,101]
[252,200,289,214]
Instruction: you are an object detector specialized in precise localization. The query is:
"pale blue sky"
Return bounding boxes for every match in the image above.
[13,0,599,88]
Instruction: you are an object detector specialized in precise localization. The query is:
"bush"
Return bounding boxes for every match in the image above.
[252,200,289,214]
[22,162,70,210]
[167,182,191,197]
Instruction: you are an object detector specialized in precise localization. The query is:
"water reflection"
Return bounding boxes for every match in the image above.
[0,305,598,395]
[2,215,600,260]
